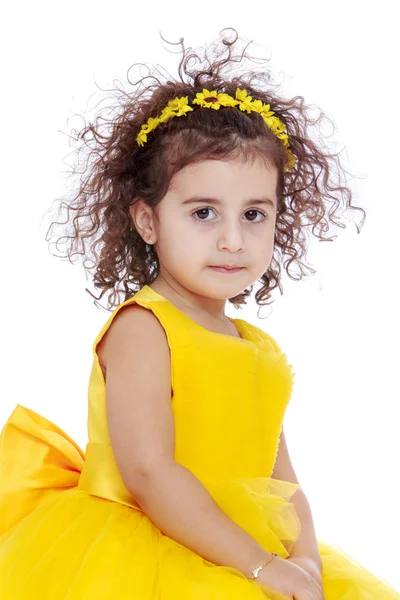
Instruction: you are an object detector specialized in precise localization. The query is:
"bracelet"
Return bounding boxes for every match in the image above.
[250,552,278,580]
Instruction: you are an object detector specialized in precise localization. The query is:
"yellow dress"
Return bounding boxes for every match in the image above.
[0,284,398,599]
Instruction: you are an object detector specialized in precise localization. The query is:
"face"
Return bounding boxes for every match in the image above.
[132,155,278,301]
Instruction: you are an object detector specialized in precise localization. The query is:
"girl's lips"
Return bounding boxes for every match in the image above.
[209,266,244,273]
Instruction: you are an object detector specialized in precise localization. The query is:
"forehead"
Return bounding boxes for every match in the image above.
[168,156,278,199]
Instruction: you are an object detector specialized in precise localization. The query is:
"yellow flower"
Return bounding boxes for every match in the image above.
[193,89,220,108]
[136,130,148,146]
[193,90,242,110]
[262,115,286,137]
[275,129,289,145]
[261,115,274,129]
[281,135,290,148]
[141,117,160,134]
[259,103,275,119]
[159,106,175,123]
[235,88,253,113]
[284,149,297,170]
[217,93,239,108]
[167,96,193,117]
[250,99,264,113]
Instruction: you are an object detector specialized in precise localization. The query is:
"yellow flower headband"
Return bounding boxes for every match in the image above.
[136,88,297,170]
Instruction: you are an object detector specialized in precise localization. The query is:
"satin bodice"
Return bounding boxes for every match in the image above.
[77,285,296,510]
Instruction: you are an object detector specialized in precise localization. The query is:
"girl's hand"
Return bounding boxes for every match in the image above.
[256,554,325,600]
[286,557,323,587]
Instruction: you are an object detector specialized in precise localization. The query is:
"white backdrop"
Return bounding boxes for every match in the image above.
[1,0,399,590]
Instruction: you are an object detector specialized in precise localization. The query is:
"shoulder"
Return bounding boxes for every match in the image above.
[96,301,170,380]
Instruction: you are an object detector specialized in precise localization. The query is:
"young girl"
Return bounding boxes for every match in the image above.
[0,29,398,600]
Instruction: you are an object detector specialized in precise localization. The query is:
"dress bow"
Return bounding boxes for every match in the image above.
[0,404,85,536]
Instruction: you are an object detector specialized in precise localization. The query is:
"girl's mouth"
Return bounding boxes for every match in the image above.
[208,266,244,273]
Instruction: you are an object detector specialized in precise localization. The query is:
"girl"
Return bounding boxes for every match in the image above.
[0,28,398,600]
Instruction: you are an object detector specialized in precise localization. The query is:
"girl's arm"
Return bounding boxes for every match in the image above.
[102,304,272,579]
[272,428,323,581]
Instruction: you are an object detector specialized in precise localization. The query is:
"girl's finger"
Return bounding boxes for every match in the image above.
[309,579,324,600]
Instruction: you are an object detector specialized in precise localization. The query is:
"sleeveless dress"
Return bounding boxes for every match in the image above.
[0,284,398,599]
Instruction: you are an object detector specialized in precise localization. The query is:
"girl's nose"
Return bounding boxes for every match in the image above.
[217,223,245,252]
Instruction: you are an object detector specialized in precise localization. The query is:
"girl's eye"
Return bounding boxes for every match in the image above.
[193,208,216,221]
[192,208,267,223]
[244,209,266,222]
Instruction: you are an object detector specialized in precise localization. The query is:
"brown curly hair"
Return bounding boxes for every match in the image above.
[44,28,366,312]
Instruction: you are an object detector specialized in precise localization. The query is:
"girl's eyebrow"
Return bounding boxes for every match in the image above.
[181,196,276,208]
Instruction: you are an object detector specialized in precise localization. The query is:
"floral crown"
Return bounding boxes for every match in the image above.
[136,88,297,170]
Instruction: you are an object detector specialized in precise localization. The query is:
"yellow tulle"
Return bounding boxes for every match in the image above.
[0,405,289,598]
[199,475,301,558]
[1,404,400,599]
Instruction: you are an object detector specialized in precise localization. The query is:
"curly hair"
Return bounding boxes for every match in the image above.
[44,28,366,312]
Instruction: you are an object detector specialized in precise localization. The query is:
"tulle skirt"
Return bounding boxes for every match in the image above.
[0,405,399,599]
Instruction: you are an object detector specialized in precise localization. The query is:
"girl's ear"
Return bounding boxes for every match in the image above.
[129,200,156,243]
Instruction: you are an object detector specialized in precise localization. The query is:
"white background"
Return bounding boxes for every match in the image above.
[1,0,399,590]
